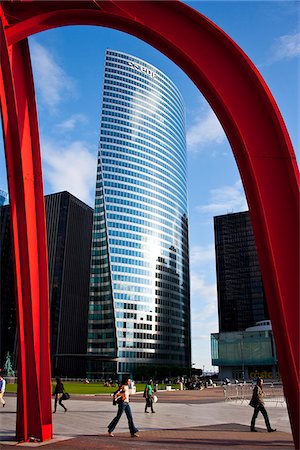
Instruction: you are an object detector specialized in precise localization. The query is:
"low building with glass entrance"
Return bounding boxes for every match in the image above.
[211,322,278,381]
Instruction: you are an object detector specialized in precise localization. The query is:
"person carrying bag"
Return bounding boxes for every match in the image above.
[144,380,155,413]
[53,377,68,413]
[249,378,276,432]
[108,377,139,438]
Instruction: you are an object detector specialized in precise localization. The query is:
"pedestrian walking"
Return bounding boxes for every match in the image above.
[144,380,155,413]
[108,377,139,437]
[250,378,276,432]
[53,377,67,413]
[0,376,6,407]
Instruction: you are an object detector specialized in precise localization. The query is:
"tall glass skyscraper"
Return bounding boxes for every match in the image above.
[87,50,191,377]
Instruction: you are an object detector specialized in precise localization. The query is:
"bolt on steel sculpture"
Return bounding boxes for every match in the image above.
[0,0,298,446]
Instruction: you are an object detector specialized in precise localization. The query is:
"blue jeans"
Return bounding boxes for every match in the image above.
[108,402,138,435]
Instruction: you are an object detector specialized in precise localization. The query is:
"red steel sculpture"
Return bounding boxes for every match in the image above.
[0,0,299,446]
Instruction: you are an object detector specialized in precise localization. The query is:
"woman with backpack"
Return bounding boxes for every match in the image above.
[108,377,139,437]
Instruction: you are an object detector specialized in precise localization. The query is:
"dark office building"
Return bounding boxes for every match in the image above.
[0,191,93,377]
[0,203,16,369]
[214,211,269,332]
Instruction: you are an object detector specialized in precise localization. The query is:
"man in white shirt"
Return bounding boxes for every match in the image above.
[0,376,6,407]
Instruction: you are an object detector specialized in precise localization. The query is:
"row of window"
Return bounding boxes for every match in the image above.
[102,168,186,203]
[104,59,183,107]
[103,70,183,116]
[101,150,186,192]
[102,105,185,147]
[100,133,185,178]
[101,114,186,154]
[111,265,151,276]
[96,160,187,203]
[102,190,184,219]
[103,72,184,124]
[105,254,184,273]
[102,92,183,134]
[103,77,183,125]
[116,321,152,330]
[90,273,153,285]
[118,341,186,351]
[106,213,182,236]
[105,237,180,257]
[101,170,186,206]
[101,121,185,166]
[117,351,185,361]
[103,191,186,222]
[100,254,185,278]
[102,179,185,211]
[106,51,181,93]
[106,221,182,244]
[102,89,183,134]
[115,330,187,344]
[110,256,150,266]
[112,283,153,294]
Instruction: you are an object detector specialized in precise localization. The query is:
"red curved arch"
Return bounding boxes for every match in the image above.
[0,1,298,446]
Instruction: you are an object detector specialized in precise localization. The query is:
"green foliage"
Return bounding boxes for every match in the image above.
[134,364,191,380]
[4,352,15,376]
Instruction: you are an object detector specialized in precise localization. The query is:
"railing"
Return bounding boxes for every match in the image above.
[223,383,285,406]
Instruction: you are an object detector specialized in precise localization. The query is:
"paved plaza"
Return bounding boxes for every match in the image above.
[0,389,294,449]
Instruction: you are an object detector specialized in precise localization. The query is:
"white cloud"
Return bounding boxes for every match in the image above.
[189,271,218,367]
[56,114,88,132]
[190,244,215,265]
[187,108,226,152]
[270,32,300,63]
[41,139,97,206]
[30,41,76,109]
[196,180,248,215]
[191,272,217,308]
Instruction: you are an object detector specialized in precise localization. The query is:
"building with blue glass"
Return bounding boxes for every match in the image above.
[87,50,191,378]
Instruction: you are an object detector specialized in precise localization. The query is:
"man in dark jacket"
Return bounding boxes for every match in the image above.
[250,378,276,432]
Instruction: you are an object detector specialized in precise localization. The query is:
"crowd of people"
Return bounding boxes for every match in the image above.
[0,375,277,437]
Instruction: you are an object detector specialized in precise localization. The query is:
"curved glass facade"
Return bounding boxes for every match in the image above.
[87,50,191,377]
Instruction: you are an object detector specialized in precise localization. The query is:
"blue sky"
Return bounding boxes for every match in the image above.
[0,1,299,372]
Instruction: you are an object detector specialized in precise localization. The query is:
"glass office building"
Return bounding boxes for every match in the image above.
[214,211,269,332]
[0,192,93,377]
[87,50,191,377]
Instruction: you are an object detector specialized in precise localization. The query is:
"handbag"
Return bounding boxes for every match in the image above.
[153,395,158,403]
[249,397,258,408]
[113,389,125,405]
[62,392,70,400]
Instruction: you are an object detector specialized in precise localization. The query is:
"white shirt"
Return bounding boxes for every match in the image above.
[0,379,6,393]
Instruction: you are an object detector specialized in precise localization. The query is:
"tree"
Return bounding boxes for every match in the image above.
[4,351,15,376]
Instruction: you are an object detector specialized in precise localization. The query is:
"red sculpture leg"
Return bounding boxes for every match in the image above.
[0,19,52,442]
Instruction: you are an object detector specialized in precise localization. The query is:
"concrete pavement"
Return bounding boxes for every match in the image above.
[0,389,294,449]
